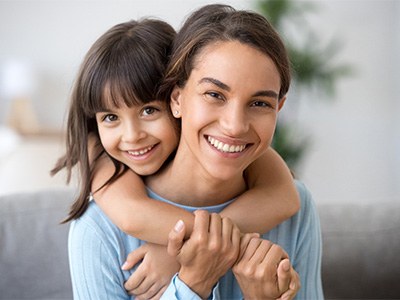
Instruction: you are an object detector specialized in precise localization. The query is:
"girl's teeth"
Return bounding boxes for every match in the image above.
[207,136,246,153]
[128,146,153,156]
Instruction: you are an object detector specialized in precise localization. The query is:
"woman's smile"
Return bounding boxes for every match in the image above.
[206,136,248,154]
[170,40,283,181]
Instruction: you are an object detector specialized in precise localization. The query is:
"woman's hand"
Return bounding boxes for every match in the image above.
[167,210,241,299]
[122,243,180,300]
[232,235,300,300]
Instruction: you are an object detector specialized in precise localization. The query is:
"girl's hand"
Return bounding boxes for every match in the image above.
[167,210,241,299]
[122,243,179,300]
[232,235,299,300]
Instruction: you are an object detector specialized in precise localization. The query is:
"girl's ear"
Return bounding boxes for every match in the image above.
[170,86,182,118]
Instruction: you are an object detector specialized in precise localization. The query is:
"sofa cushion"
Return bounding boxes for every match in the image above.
[0,188,75,300]
[319,202,400,299]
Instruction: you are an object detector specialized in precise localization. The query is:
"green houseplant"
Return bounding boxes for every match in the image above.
[256,0,352,171]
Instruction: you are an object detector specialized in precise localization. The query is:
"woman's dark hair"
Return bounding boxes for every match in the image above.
[159,4,291,102]
[51,19,175,222]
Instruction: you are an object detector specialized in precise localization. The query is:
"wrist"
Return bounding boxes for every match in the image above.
[178,269,214,299]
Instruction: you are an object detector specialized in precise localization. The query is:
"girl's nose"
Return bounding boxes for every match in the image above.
[121,122,147,143]
[219,103,249,137]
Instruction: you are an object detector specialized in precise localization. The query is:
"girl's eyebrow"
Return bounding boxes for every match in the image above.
[199,77,279,99]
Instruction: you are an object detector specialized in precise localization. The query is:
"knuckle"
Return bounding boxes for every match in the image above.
[209,239,221,252]
[243,265,256,278]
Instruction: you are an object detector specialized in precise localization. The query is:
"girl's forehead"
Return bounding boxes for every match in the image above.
[99,82,141,110]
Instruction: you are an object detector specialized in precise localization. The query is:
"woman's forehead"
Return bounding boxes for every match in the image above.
[190,40,281,92]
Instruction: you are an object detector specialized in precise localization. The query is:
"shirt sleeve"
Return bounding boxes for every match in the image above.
[68,219,132,300]
[161,274,221,300]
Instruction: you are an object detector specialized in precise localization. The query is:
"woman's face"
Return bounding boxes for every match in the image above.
[96,98,179,176]
[171,40,285,181]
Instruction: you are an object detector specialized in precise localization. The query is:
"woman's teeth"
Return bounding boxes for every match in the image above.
[128,145,153,156]
[207,136,246,153]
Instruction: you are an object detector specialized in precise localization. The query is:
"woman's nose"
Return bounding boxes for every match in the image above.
[219,104,249,137]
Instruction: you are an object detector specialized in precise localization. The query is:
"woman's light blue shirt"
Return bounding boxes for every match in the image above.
[68,180,323,299]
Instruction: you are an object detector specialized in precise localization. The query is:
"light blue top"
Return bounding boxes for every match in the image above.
[68,180,324,299]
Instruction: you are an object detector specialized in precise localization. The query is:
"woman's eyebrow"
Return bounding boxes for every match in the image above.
[199,77,278,99]
[253,90,279,99]
[199,77,230,91]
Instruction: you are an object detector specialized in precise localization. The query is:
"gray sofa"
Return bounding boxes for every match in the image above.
[1,188,399,300]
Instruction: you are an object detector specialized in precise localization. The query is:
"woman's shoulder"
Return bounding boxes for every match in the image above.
[292,179,321,229]
[69,201,121,241]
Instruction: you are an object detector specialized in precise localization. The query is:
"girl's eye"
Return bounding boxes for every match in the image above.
[103,114,118,122]
[142,106,159,116]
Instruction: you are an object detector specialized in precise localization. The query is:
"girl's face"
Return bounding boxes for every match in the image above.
[96,99,179,176]
[171,40,285,181]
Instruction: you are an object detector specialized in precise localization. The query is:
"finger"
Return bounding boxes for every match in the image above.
[134,281,161,300]
[149,285,168,300]
[122,244,147,270]
[128,277,153,296]
[248,239,273,265]
[149,286,167,300]
[221,216,233,240]
[124,267,146,293]
[230,223,241,253]
[167,220,186,257]
[237,234,260,263]
[209,213,222,249]
[277,258,291,295]
[241,237,263,263]
[278,269,300,300]
[192,210,210,238]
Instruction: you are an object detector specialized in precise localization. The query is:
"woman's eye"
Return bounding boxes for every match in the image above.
[252,101,273,108]
[206,91,223,100]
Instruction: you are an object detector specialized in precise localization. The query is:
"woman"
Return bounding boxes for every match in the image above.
[147,4,323,299]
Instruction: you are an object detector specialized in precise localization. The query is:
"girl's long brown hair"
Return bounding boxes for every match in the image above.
[52,19,175,223]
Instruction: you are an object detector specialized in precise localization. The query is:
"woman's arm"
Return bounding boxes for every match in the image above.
[220,147,300,234]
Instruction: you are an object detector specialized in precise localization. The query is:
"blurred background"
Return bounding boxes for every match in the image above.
[0,0,399,206]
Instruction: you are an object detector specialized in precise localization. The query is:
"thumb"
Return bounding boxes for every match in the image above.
[167,220,186,257]
[121,244,147,270]
[277,258,291,294]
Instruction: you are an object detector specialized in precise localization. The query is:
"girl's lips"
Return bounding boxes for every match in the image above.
[124,143,158,160]
[127,144,155,156]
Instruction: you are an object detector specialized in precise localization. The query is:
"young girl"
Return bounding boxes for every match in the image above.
[53,17,300,299]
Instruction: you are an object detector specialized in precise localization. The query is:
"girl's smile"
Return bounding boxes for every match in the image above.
[96,100,178,176]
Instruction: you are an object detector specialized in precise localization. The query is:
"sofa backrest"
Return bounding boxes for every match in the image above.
[0,188,75,300]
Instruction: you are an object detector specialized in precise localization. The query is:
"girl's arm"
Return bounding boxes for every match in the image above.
[92,154,194,245]
[220,147,300,233]
[93,147,299,245]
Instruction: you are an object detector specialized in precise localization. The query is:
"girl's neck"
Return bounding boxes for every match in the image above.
[145,155,247,207]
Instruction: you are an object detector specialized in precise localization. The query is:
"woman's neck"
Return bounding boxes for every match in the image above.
[145,156,247,207]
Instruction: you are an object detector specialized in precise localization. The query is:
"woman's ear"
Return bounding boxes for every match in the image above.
[278,95,286,112]
[170,86,182,118]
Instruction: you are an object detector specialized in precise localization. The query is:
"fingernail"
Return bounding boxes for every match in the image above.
[290,280,296,289]
[121,261,129,270]
[174,220,184,232]
[283,259,290,272]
